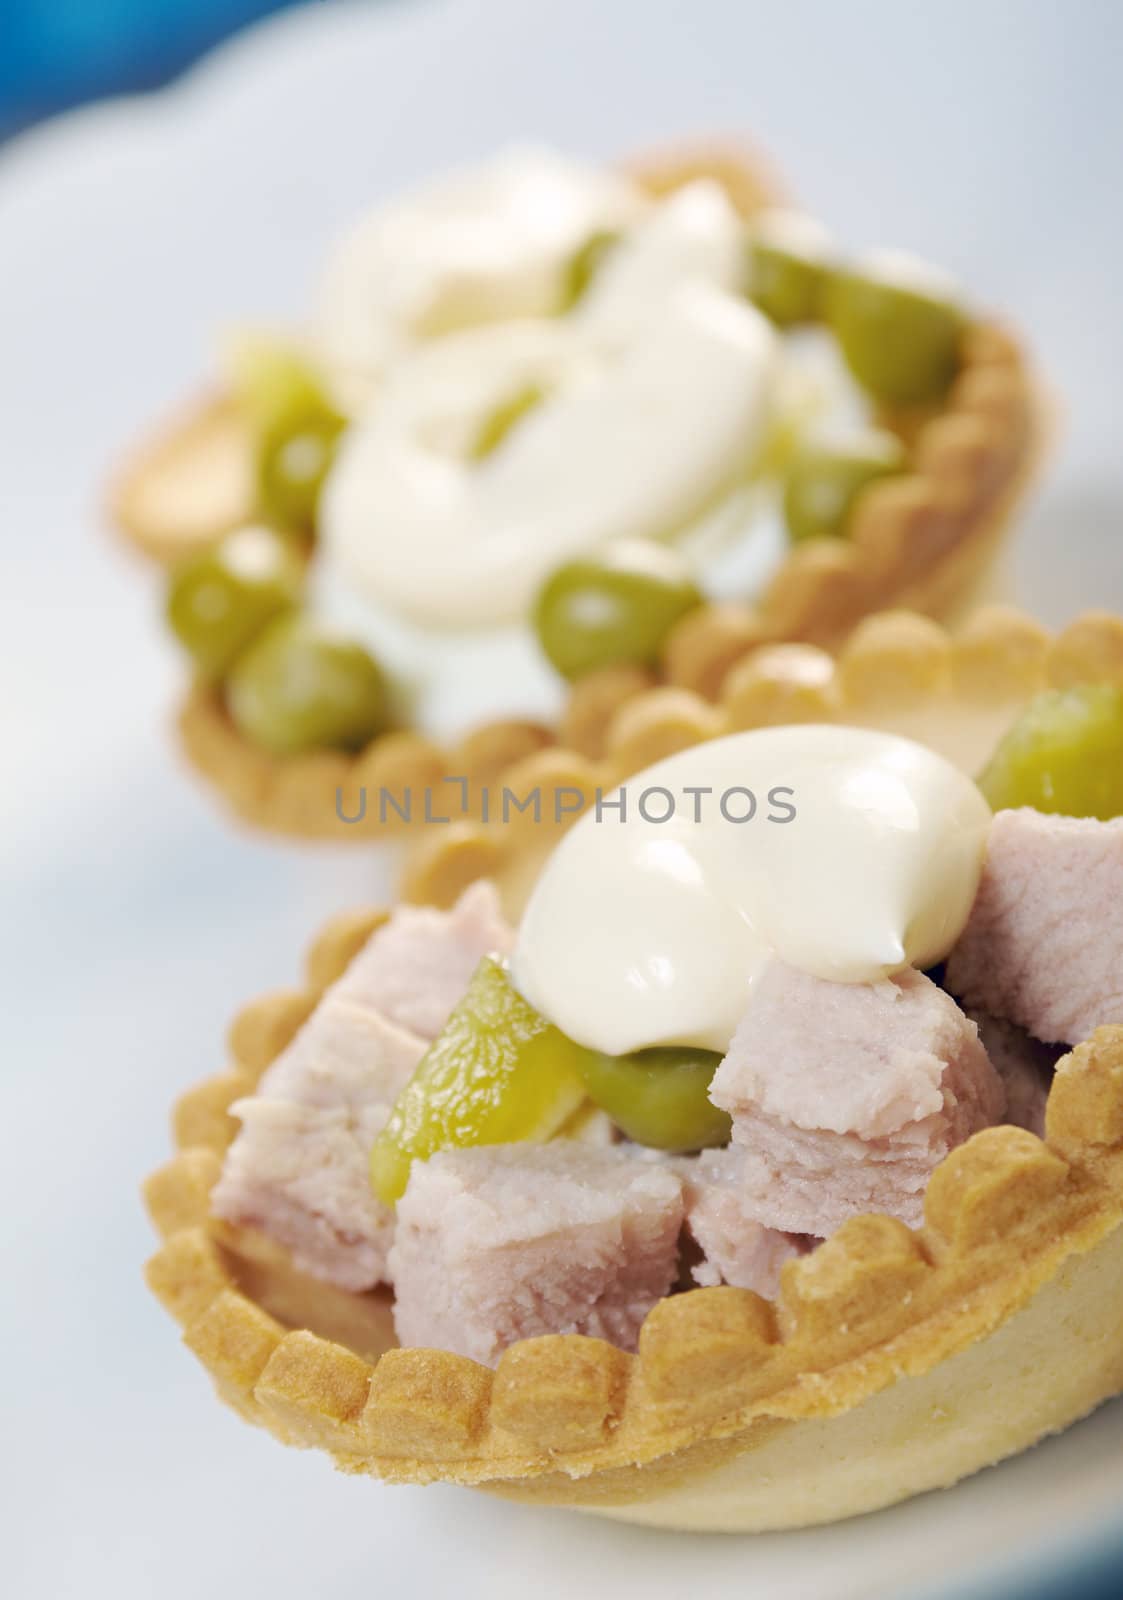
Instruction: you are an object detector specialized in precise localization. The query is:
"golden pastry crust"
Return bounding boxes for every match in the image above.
[111,391,256,566]
[144,947,1123,1524]
[112,141,1047,844]
[623,136,785,218]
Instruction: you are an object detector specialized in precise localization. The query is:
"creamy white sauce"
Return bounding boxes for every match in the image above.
[853,248,964,305]
[307,558,564,739]
[303,150,868,731]
[315,146,646,400]
[750,207,834,261]
[318,176,782,631]
[512,726,992,1057]
[576,179,745,340]
[321,278,780,628]
[309,482,796,741]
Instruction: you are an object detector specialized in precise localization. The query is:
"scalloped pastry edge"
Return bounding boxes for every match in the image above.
[144,901,1123,1501]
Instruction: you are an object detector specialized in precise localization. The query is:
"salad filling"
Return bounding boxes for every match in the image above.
[160,145,987,751]
[211,703,1123,1367]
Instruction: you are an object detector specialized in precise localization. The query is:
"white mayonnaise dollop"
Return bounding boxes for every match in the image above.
[512,726,992,1056]
[575,178,746,339]
[320,179,779,629]
[315,146,646,394]
[852,248,964,305]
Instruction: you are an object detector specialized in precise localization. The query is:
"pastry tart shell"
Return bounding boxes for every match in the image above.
[111,142,1048,846]
[145,985,1123,1531]
[143,605,1123,1530]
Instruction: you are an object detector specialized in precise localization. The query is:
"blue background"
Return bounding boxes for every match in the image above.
[0,0,316,137]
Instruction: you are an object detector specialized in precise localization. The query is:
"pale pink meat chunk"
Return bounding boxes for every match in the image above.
[681,1149,807,1296]
[945,809,1123,1046]
[334,881,513,1040]
[212,998,426,1290]
[709,961,1005,1234]
[211,885,512,1290]
[389,1144,684,1366]
[967,1009,1059,1140]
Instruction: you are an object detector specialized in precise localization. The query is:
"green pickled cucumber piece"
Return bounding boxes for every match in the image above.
[559,229,620,310]
[977,684,1123,819]
[470,383,546,460]
[166,524,302,680]
[574,1045,731,1152]
[370,958,587,1205]
[534,541,703,680]
[782,430,907,544]
[827,260,966,405]
[226,614,390,756]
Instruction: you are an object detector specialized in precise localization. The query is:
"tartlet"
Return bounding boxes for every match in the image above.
[144,603,1123,1531]
[112,139,1045,844]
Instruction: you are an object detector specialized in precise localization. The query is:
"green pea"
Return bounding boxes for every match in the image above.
[225,332,334,432]
[166,525,302,681]
[257,411,343,531]
[534,542,703,680]
[826,257,966,405]
[782,430,907,544]
[226,615,391,756]
[226,333,344,531]
[573,1045,731,1152]
[978,684,1123,820]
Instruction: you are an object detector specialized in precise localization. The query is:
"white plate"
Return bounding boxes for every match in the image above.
[3,3,1123,1597]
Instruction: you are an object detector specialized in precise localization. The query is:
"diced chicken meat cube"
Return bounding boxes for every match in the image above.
[946,809,1123,1046]
[389,1142,684,1366]
[708,960,1005,1234]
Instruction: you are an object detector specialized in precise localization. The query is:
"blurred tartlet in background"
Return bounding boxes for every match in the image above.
[113,138,1045,842]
